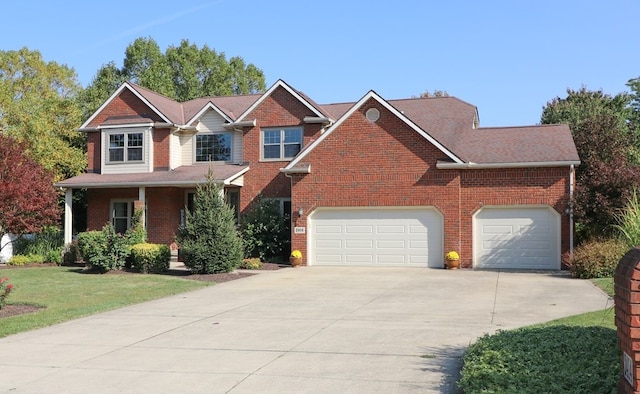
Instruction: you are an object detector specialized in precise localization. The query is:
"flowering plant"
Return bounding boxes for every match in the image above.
[445,251,459,261]
[0,277,13,310]
[290,250,302,258]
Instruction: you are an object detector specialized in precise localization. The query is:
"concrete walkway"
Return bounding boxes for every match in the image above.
[0,267,611,393]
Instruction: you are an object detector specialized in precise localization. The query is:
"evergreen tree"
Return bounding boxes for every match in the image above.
[175,172,242,273]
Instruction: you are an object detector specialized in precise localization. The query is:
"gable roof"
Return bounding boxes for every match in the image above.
[80,82,175,129]
[235,79,330,122]
[286,91,465,170]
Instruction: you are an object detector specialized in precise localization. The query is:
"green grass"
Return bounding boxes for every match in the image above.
[0,266,210,338]
[458,277,618,393]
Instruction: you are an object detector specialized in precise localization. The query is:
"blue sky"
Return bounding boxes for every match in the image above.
[3,1,638,126]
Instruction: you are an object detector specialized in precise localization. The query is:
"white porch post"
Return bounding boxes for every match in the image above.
[138,187,146,231]
[64,188,73,245]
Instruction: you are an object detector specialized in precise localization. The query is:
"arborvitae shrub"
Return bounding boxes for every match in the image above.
[175,172,243,274]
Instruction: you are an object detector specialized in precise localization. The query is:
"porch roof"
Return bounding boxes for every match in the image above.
[55,164,249,188]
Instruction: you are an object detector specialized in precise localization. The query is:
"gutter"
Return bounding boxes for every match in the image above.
[436,160,581,169]
[303,116,332,125]
[224,119,256,131]
[77,123,198,132]
[280,164,311,174]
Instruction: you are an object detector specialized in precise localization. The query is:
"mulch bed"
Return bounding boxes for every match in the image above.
[0,262,287,319]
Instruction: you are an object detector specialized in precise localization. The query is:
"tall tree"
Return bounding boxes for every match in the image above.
[541,87,640,240]
[0,135,60,239]
[0,47,85,183]
[81,37,266,119]
[175,172,243,274]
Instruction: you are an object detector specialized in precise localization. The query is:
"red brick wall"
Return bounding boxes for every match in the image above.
[614,248,640,393]
[290,99,571,267]
[86,132,101,173]
[86,89,164,128]
[86,188,138,231]
[239,86,323,212]
[146,187,183,245]
[153,129,171,170]
[86,187,183,245]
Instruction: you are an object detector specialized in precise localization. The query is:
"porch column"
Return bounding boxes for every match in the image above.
[64,188,73,245]
[138,187,146,231]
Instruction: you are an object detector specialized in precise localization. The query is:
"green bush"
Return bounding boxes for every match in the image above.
[7,254,45,266]
[76,224,130,273]
[566,238,628,278]
[239,257,263,270]
[130,243,170,273]
[176,173,243,274]
[13,226,64,264]
[240,196,290,261]
[458,325,618,393]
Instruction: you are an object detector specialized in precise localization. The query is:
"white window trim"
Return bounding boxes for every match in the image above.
[193,131,234,163]
[110,199,135,233]
[260,127,303,161]
[105,129,146,165]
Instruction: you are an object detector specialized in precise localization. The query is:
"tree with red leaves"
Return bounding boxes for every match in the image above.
[0,135,59,244]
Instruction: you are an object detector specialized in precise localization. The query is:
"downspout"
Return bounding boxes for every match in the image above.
[569,164,575,258]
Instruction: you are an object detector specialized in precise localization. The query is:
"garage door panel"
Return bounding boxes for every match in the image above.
[316,239,342,248]
[377,240,406,249]
[346,225,373,234]
[311,208,442,267]
[346,254,373,264]
[317,225,342,234]
[378,225,405,234]
[345,239,373,248]
[475,207,559,270]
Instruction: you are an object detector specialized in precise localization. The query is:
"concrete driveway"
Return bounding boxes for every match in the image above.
[0,267,611,393]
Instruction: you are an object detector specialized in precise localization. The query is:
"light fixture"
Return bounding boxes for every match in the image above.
[298,207,304,216]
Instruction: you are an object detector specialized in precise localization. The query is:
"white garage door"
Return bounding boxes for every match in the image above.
[309,208,442,267]
[474,206,560,270]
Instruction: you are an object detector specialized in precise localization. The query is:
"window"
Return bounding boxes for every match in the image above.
[262,128,302,160]
[108,132,143,163]
[196,133,232,162]
[111,201,134,234]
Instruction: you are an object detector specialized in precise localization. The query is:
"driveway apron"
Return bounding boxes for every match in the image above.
[0,267,611,393]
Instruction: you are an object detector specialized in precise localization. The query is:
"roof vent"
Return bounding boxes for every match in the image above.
[365,108,380,122]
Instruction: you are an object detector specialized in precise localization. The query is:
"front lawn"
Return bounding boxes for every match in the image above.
[0,266,210,338]
[458,277,618,393]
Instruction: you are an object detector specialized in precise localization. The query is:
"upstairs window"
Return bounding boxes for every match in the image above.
[262,127,302,160]
[195,133,232,162]
[108,132,143,163]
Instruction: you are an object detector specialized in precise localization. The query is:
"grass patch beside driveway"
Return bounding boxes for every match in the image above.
[0,266,210,338]
[458,277,618,393]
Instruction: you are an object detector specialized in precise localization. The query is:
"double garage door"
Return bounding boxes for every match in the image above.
[308,206,560,270]
[309,208,443,267]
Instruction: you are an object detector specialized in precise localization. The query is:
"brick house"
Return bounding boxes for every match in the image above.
[56,79,579,269]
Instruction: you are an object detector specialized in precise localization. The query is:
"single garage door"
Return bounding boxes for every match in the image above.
[309,208,442,267]
[474,206,560,270]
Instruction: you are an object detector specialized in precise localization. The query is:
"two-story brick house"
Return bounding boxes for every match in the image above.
[56,79,579,269]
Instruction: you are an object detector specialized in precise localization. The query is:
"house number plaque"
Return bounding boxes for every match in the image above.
[294,227,306,234]
[624,351,634,385]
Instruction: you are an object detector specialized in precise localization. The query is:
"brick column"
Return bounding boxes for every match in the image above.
[615,247,640,393]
